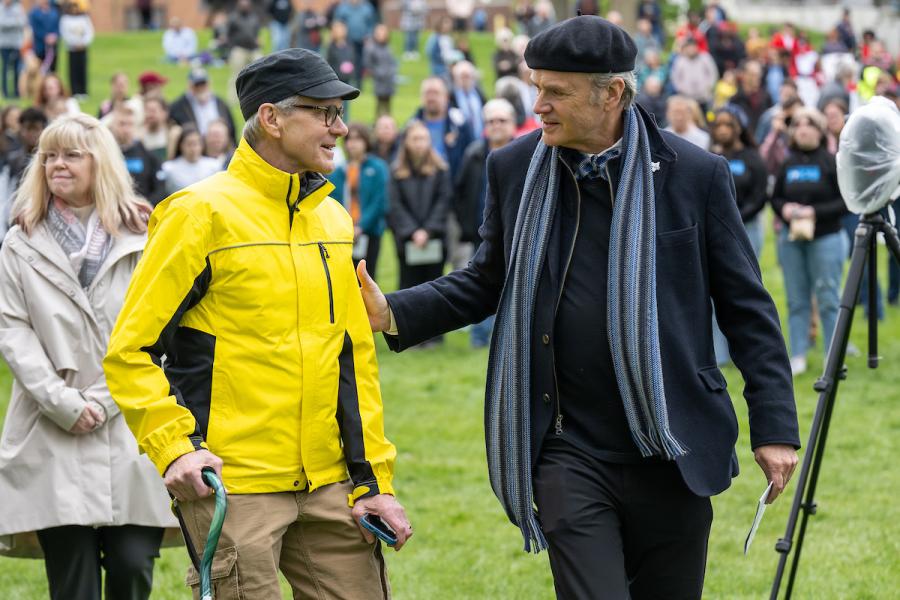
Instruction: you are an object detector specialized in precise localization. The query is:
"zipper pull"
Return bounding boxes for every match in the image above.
[554,414,564,435]
[318,242,330,259]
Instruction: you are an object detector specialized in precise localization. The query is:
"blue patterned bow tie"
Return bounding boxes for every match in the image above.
[575,144,622,182]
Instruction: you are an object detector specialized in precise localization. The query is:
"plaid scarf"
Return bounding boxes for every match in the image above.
[485,106,687,554]
[45,197,112,289]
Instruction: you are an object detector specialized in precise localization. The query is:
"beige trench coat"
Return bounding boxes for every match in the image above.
[0,223,178,558]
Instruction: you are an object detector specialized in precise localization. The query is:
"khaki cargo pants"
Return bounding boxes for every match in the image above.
[180,480,390,600]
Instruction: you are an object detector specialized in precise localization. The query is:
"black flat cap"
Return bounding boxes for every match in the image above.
[525,16,637,73]
[235,48,360,120]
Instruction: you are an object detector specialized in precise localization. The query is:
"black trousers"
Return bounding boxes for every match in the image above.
[37,525,164,600]
[68,49,88,96]
[533,439,713,600]
[352,233,382,282]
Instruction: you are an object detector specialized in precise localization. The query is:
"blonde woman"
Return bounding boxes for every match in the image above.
[0,114,176,600]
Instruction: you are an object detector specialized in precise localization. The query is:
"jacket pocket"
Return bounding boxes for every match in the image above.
[318,242,335,324]
[698,365,727,392]
[657,223,698,247]
[185,545,241,598]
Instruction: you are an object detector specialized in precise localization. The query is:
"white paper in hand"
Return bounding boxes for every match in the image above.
[744,481,774,555]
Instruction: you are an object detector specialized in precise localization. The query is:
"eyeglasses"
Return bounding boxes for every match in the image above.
[288,103,345,127]
[40,149,89,166]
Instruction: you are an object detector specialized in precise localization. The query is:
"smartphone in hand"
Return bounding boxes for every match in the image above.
[360,513,397,546]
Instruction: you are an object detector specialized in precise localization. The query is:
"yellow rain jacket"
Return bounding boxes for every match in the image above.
[104,139,396,503]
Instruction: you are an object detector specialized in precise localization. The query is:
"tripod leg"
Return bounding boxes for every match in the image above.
[868,232,878,368]
[770,222,875,600]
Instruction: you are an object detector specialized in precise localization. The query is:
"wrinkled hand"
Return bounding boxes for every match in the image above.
[412,229,429,248]
[356,260,391,332]
[69,402,103,434]
[754,444,798,504]
[351,494,413,551]
[163,450,225,502]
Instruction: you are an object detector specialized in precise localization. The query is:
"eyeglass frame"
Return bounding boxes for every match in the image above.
[285,103,345,127]
[39,149,90,166]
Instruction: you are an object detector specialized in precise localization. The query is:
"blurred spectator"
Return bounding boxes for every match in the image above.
[290,0,326,52]
[160,126,221,195]
[399,0,428,60]
[760,95,803,177]
[425,15,455,78]
[674,10,708,54]
[208,10,230,65]
[333,0,376,89]
[794,34,821,108]
[34,72,79,121]
[821,27,849,55]
[28,0,59,73]
[744,27,768,62]
[204,118,234,169]
[495,75,540,136]
[665,95,710,150]
[60,0,93,99]
[527,1,556,38]
[137,70,167,101]
[268,0,294,53]
[633,18,660,70]
[713,69,737,109]
[709,21,745,76]
[771,107,848,375]
[453,98,517,348]
[836,9,857,55]
[0,0,26,100]
[365,23,397,118]
[136,0,153,29]
[97,72,131,119]
[636,0,663,47]
[0,104,20,157]
[575,0,599,17]
[637,48,667,90]
[765,47,790,101]
[169,68,236,142]
[817,63,855,113]
[329,122,389,276]
[373,114,399,163]
[109,106,165,205]
[822,98,848,155]
[728,60,772,135]
[605,10,623,27]
[413,76,474,179]
[447,0,473,32]
[710,105,767,256]
[6,107,47,192]
[670,38,718,112]
[325,20,356,118]
[450,60,485,140]
[493,27,518,81]
[859,29,876,62]
[636,75,667,127]
[388,120,452,314]
[226,0,263,105]
[770,23,798,76]
[162,17,197,64]
[140,96,179,163]
[863,40,895,72]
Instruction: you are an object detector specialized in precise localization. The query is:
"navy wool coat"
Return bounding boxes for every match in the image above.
[385,105,801,498]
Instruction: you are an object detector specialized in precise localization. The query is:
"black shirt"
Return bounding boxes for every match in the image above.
[721,146,767,223]
[551,151,642,463]
[771,146,848,238]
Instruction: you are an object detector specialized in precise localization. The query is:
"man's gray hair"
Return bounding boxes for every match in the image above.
[242,96,300,148]
[588,71,637,109]
[482,97,516,121]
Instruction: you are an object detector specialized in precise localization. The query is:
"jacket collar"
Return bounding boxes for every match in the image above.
[227,138,335,211]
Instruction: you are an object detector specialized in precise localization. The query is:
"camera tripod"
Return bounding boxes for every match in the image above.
[770,210,900,599]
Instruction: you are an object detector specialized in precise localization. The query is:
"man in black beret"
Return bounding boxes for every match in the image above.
[105,48,412,599]
[357,16,801,598]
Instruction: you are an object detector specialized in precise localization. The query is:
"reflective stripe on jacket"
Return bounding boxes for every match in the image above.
[104,139,396,502]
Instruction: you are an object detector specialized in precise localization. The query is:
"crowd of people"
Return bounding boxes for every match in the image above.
[0,0,896,596]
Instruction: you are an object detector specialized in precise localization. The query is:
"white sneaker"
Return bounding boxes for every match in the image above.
[790,356,807,376]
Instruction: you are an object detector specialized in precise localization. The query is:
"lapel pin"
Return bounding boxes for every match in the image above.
[651,161,660,173]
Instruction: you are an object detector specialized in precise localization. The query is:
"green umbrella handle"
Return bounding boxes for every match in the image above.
[199,467,228,600]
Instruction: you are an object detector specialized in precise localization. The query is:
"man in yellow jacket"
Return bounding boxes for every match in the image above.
[105,49,412,599]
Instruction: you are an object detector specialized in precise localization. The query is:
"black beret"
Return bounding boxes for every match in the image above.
[235,48,359,120]
[524,16,638,73]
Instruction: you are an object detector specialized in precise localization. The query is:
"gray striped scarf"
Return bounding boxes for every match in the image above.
[485,106,687,554]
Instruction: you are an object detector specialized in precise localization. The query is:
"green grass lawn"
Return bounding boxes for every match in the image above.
[2,29,899,599]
